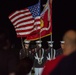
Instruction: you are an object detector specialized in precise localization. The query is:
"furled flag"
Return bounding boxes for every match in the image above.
[26,0,52,40]
[9,2,41,37]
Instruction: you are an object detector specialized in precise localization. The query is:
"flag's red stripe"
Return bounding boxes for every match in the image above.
[15,23,40,29]
[15,27,38,32]
[14,18,34,27]
[15,23,34,28]
[11,13,32,24]
[17,29,40,37]
[9,9,30,19]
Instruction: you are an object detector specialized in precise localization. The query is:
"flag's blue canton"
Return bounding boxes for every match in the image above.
[28,2,40,18]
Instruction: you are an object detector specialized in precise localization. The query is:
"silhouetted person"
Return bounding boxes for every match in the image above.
[19,40,34,75]
[42,29,76,75]
[50,51,76,75]
[0,30,18,75]
[15,57,33,75]
[50,30,76,75]
[34,40,46,75]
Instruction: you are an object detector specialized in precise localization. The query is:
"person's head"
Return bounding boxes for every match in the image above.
[47,41,54,47]
[61,30,76,55]
[24,40,30,49]
[15,57,33,75]
[0,30,11,50]
[36,40,42,48]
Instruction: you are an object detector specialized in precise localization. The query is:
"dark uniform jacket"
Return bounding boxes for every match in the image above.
[45,47,56,60]
[19,48,34,60]
[34,47,47,68]
[55,48,63,57]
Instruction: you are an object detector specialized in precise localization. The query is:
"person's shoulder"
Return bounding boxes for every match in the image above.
[43,55,65,72]
[42,55,65,75]
[56,55,65,60]
[45,55,64,65]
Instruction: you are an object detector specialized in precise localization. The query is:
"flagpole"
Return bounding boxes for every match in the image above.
[48,0,55,59]
[48,0,52,42]
[39,0,42,41]
[18,32,25,50]
[51,33,52,42]
[50,0,52,43]
[21,36,25,50]
[18,33,25,58]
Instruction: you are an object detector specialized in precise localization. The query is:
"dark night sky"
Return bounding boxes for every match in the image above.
[0,0,76,49]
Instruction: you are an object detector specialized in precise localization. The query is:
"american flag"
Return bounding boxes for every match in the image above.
[9,2,41,37]
[26,0,52,40]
